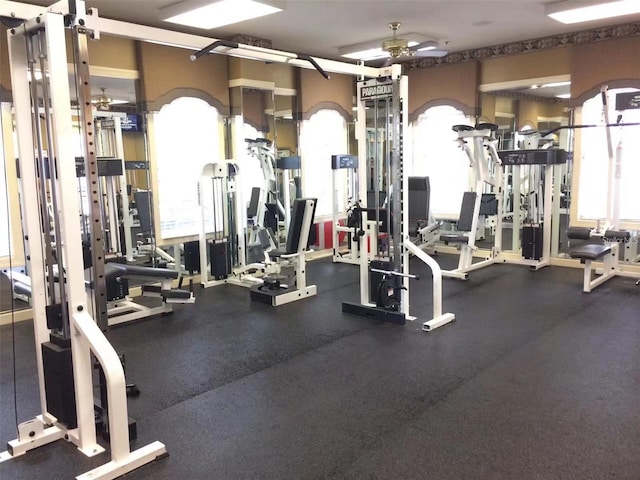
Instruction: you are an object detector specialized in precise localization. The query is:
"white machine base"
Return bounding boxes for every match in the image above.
[0,418,166,480]
[251,285,317,306]
[422,313,456,332]
[76,441,167,480]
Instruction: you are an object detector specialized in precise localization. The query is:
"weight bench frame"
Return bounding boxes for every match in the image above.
[571,242,639,292]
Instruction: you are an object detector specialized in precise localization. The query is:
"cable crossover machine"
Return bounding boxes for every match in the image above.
[341,70,456,332]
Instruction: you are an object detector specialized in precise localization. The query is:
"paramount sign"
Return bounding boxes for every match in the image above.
[360,83,393,99]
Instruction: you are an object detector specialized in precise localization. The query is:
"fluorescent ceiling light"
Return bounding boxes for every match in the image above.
[546,0,640,24]
[541,81,571,88]
[556,93,571,99]
[161,0,282,30]
[530,81,571,89]
[341,41,418,61]
[417,43,437,52]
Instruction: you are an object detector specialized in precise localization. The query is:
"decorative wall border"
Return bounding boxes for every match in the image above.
[406,22,640,70]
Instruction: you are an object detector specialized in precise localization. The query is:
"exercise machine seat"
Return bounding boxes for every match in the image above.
[570,244,611,261]
[439,234,469,244]
[269,198,317,258]
[452,124,474,132]
[475,122,498,132]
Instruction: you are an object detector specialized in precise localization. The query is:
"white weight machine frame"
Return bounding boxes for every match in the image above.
[95,116,135,261]
[1,4,166,479]
[332,154,363,265]
[439,126,503,280]
[343,72,455,331]
[199,160,278,288]
[567,86,640,292]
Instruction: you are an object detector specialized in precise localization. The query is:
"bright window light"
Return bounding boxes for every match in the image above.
[411,106,472,218]
[546,0,640,24]
[299,110,347,216]
[153,97,221,239]
[162,0,282,30]
[341,42,418,61]
[555,93,571,99]
[577,87,640,223]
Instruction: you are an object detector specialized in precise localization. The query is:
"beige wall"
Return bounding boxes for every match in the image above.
[571,36,640,106]
[481,48,571,85]
[481,94,496,122]
[408,61,480,120]
[517,99,539,129]
[299,69,353,120]
[228,59,296,89]
[138,41,229,112]
[0,25,11,98]
[88,34,137,71]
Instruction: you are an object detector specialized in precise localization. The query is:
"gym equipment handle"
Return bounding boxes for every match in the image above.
[370,268,419,281]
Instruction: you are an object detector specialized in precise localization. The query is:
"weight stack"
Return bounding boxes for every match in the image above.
[209,240,230,280]
[522,224,543,260]
[42,341,77,428]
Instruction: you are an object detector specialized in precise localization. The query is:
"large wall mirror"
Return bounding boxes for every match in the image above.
[480,79,571,257]
[228,85,302,251]
[1,72,145,315]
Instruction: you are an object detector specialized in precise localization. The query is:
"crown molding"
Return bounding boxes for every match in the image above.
[406,21,640,70]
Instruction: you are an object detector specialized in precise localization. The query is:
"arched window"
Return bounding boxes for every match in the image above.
[411,106,471,218]
[152,97,220,240]
[577,87,640,224]
[299,109,348,217]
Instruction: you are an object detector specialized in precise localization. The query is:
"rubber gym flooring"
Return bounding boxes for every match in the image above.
[1,255,639,479]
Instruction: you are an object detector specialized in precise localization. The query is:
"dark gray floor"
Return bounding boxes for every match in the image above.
[1,256,639,479]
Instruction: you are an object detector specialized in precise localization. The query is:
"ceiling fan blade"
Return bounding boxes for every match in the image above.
[413,49,448,58]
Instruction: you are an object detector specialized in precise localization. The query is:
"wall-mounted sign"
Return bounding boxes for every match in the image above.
[616,91,640,111]
[121,114,140,132]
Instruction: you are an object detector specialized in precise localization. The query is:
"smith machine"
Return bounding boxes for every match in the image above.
[342,71,456,332]
[1,2,166,478]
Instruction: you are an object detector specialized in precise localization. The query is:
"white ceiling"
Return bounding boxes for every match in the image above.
[18,0,640,60]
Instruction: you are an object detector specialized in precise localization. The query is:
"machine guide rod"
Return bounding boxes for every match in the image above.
[370,268,419,280]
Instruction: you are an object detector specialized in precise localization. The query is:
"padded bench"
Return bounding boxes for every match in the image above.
[569,244,612,262]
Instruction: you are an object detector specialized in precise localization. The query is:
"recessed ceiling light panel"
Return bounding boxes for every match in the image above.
[546,0,640,24]
[161,0,282,30]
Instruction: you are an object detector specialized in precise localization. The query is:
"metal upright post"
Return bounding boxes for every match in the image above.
[71,24,109,332]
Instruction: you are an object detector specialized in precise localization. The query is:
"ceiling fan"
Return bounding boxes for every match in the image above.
[92,88,114,110]
[381,22,448,60]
